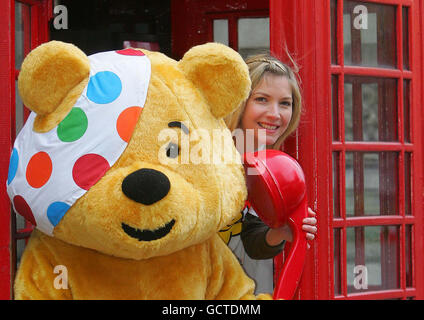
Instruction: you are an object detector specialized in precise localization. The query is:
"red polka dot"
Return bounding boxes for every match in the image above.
[116,106,143,142]
[13,195,36,226]
[72,154,110,190]
[26,151,52,188]
[116,48,145,56]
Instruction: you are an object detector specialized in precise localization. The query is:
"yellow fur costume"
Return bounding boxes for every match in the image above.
[11,41,271,300]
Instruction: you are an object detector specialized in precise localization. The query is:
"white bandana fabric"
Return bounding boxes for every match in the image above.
[7,48,151,236]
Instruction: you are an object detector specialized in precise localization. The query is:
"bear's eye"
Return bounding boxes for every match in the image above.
[166,142,180,158]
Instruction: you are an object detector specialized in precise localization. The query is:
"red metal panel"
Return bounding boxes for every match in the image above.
[411,0,424,299]
[331,65,413,79]
[334,215,415,227]
[270,0,333,300]
[0,0,14,300]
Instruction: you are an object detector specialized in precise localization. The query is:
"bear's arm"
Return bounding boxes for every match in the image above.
[205,234,272,300]
[14,231,73,300]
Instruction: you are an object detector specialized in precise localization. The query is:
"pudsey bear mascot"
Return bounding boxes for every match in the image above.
[7,41,272,300]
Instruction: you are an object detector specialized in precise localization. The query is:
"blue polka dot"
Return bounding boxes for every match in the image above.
[87,71,122,104]
[47,202,71,227]
[7,148,19,185]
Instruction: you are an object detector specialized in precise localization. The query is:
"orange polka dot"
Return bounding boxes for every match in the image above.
[26,151,53,188]
[116,106,143,143]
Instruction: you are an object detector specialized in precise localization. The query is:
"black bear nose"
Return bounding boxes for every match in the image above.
[122,169,170,205]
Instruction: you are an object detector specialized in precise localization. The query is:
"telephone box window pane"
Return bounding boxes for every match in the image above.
[404,152,412,216]
[405,225,413,287]
[404,80,411,143]
[334,228,342,296]
[378,152,399,216]
[15,209,26,231]
[347,226,400,293]
[343,1,396,68]
[15,81,25,136]
[364,153,380,215]
[345,152,354,216]
[16,238,28,268]
[238,18,270,58]
[344,76,397,142]
[402,7,410,70]
[331,75,339,141]
[344,82,353,141]
[15,2,31,69]
[346,152,399,217]
[346,153,379,216]
[343,13,352,65]
[213,19,229,46]
[331,0,337,65]
[333,152,341,218]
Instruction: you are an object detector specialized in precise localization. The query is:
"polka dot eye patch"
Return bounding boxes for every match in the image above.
[7,48,151,236]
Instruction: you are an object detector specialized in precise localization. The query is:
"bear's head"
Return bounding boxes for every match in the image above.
[7,41,250,259]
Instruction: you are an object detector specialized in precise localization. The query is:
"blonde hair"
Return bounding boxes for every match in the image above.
[225,53,302,150]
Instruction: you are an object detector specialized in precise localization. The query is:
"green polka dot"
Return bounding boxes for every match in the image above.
[57,108,88,142]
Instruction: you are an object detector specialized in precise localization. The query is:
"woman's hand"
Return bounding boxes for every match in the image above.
[303,208,317,241]
[265,207,317,248]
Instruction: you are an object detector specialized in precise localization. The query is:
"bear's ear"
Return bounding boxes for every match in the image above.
[18,41,90,131]
[178,43,251,119]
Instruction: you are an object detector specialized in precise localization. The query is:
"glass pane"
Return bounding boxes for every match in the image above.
[15,80,25,136]
[15,210,26,231]
[378,152,400,215]
[16,239,27,268]
[346,152,399,216]
[405,225,413,287]
[345,152,354,216]
[238,17,269,58]
[213,19,229,46]
[15,2,31,70]
[331,0,338,64]
[334,228,342,295]
[403,80,410,143]
[332,75,339,141]
[361,82,379,141]
[344,76,397,142]
[333,152,341,218]
[402,7,409,70]
[347,225,400,293]
[404,152,411,216]
[344,82,353,141]
[344,1,396,68]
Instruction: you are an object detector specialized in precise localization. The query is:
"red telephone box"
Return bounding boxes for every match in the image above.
[0,0,423,300]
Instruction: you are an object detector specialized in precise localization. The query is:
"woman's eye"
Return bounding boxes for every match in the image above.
[280,101,292,107]
[255,97,267,103]
[166,142,180,158]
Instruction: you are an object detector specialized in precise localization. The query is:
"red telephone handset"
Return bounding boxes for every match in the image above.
[243,150,308,300]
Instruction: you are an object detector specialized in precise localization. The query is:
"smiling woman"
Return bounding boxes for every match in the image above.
[240,74,293,150]
[225,53,302,152]
[222,53,318,295]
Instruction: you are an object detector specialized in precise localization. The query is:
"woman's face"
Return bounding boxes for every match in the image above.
[240,74,293,150]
